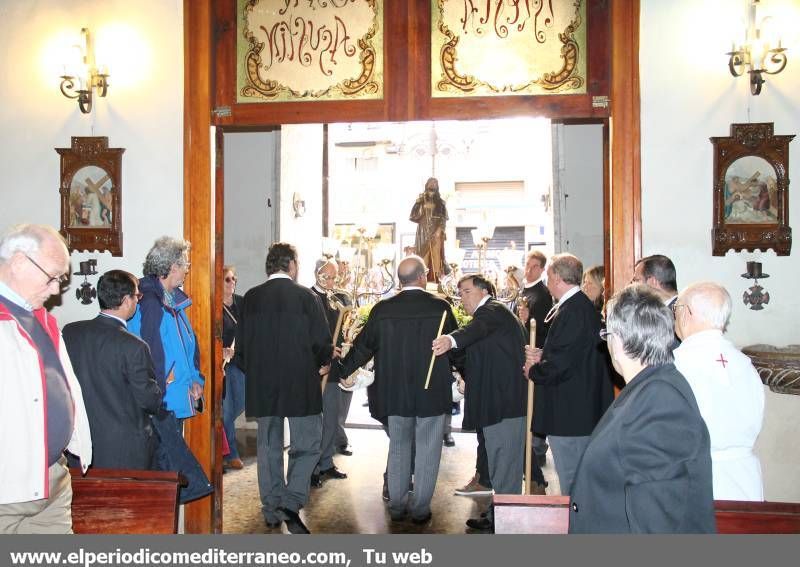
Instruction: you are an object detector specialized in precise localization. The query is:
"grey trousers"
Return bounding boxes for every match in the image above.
[317,382,341,471]
[387,414,445,520]
[548,435,591,496]
[484,416,526,496]
[256,414,322,524]
[336,389,353,447]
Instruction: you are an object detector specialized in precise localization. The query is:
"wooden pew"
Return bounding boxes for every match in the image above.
[70,468,181,534]
[494,495,800,534]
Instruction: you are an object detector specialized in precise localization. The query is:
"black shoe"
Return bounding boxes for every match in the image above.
[320,466,347,480]
[310,473,323,488]
[265,519,281,529]
[382,482,389,502]
[443,434,455,447]
[411,513,432,525]
[466,517,493,532]
[278,507,310,535]
[337,445,353,456]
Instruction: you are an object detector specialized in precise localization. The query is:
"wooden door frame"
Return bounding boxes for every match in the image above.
[182,0,640,533]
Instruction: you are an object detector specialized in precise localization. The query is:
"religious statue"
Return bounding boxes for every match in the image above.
[409,177,450,283]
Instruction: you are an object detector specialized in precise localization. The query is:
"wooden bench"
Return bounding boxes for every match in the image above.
[70,468,182,534]
[494,495,800,534]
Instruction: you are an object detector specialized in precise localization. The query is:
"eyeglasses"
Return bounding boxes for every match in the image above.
[599,328,613,341]
[671,302,691,316]
[25,254,68,287]
[224,276,237,283]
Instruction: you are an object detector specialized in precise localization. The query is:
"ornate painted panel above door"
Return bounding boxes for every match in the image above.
[431,0,587,97]
[237,0,384,102]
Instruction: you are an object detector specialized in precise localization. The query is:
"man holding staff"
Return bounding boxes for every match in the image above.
[432,274,528,533]
[337,255,457,525]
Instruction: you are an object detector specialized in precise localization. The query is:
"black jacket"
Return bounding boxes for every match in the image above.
[63,314,162,469]
[449,299,527,429]
[311,287,351,383]
[338,289,457,420]
[529,290,614,436]
[569,364,716,533]
[515,280,553,348]
[237,277,333,417]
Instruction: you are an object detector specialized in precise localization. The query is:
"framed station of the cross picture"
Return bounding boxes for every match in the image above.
[57,136,125,256]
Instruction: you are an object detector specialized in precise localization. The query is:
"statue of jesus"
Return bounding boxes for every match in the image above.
[409,177,450,283]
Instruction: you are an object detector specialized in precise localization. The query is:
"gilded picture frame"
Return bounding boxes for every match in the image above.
[711,123,794,256]
[57,137,125,256]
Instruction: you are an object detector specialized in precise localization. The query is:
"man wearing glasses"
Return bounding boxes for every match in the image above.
[0,224,92,533]
[63,270,162,470]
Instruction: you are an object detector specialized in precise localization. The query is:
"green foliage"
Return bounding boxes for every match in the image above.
[452,302,472,328]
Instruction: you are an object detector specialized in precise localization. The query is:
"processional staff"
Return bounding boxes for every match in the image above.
[524,318,536,495]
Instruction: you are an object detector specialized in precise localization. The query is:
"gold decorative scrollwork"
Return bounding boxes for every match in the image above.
[238,0,382,102]
[434,0,585,96]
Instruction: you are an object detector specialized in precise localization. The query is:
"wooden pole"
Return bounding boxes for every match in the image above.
[524,319,536,495]
[424,311,448,390]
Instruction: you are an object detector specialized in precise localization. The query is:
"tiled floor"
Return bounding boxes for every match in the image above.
[222,425,560,534]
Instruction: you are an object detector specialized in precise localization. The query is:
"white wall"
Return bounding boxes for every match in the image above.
[0,0,184,324]
[553,123,604,268]
[641,0,800,501]
[223,131,280,295]
[279,124,325,286]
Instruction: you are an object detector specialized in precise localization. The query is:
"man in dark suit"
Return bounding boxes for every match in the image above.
[338,256,457,525]
[568,285,715,533]
[63,270,162,470]
[310,258,351,485]
[632,254,678,308]
[525,253,614,497]
[514,249,553,493]
[432,274,528,532]
[236,242,333,535]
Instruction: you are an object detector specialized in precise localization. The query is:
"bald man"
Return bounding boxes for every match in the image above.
[0,224,92,533]
[337,255,457,525]
[673,282,765,500]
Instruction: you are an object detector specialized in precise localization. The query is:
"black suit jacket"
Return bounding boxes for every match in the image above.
[569,364,716,533]
[311,287,351,383]
[338,289,457,420]
[530,290,614,436]
[63,314,162,469]
[515,281,553,348]
[237,277,333,417]
[449,299,528,429]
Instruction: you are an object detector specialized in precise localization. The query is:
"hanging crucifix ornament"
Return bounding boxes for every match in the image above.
[742,261,770,310]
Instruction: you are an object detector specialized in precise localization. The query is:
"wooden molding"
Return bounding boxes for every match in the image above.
[608,0,642,293]
[183,0,220,534]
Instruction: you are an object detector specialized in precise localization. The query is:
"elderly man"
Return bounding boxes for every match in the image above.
[338,256,457,525]
[525,253,614,497]
[432,274,527,532]
[0,224,91,533]
[673,281,765,500]
[310,258,351,485]
[236,242,333,534]
[63,270,162,470]
[632,254,679,309]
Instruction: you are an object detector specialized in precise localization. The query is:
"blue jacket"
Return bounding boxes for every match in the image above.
[129,275,204,419]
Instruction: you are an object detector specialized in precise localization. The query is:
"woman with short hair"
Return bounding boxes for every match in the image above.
[568,284,716,533]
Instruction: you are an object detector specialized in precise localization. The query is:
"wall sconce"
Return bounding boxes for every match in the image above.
[292,192,306,218]
[727,0,788,95]
[742,261,770,310]
[73,259,98,305]
[60,28,109,113]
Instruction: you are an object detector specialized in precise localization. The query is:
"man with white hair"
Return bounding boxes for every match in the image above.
[0,224,92,533]
[673,281,765,501]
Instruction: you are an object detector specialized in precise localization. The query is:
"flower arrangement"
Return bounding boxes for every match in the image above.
[452,302,472,328]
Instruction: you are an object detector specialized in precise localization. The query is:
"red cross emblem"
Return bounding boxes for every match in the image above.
[716,354,728,368]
